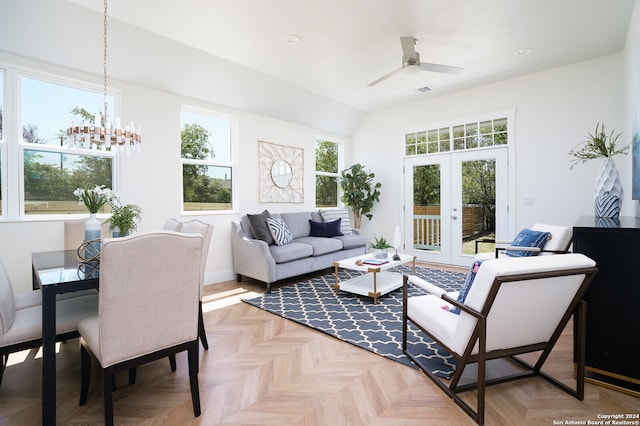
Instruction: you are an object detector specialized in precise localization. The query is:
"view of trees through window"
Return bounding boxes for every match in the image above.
[315,139,339,207]
[462,159,496,233]
[405,117,507,156]
[409,116,506,254]
[19,76,114,215]
[181,109,233,211]
[1,70,4,215]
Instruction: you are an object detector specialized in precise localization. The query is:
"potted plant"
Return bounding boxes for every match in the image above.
[568,123,630,169]
[370,235,393,259]
[340,163,381,229]
[107,203,142,237]
[569,123,631,217]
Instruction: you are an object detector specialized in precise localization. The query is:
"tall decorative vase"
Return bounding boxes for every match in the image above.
[594,158,623,218]
[83,213,101,277]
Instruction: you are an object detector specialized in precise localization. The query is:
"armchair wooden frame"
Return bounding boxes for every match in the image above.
[402,263,597,425]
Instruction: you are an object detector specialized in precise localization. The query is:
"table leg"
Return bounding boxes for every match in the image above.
[333,263,340,294]
[42,286,57,425]
[369,271,380,304]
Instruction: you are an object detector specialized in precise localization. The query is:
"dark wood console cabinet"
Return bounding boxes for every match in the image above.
[573,216,640,396]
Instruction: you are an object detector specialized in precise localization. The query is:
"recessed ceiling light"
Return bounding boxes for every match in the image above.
[284,34,301,44]
[514,48,533,57]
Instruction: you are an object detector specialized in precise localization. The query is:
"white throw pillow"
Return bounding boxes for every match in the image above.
[319,209,352,235]
[266,218,293,246]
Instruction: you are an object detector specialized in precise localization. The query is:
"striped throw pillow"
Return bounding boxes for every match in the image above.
[266,218,293,246]
[319,209,352,235]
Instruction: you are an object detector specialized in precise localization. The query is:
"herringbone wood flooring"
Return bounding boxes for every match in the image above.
[0,265,638,425]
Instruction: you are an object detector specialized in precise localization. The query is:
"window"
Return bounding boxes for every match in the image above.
[315,138,342,208]
[20,75,115,215]
[180,106,236,212]
[0,69,3,141]
[0,67,121,219]
[406,116,508,156]
[1,69,4,216]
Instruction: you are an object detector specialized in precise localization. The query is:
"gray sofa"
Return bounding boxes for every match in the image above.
[231,210,368,292]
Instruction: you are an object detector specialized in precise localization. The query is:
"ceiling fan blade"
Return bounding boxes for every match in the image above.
[419,62,464,74]
[367,67,403,86]
[400,36,417,61]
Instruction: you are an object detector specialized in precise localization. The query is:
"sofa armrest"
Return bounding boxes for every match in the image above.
[231,220,276,283]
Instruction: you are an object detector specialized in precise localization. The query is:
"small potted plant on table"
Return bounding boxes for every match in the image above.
[107,202,142,237]
[370,236,393,259]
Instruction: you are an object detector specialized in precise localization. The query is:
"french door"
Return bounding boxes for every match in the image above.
[403,147,508,266]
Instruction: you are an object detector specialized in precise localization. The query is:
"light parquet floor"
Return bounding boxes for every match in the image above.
[0,264,638,425]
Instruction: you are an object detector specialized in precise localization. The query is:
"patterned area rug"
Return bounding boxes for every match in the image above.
[243,265,466,378]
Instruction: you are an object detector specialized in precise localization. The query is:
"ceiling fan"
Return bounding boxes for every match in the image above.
[367,36,463,87]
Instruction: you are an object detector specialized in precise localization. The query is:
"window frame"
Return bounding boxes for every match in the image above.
[0,67,6,217]
[180,104,238,215]
[314,136,344,209]
[404,115,509,157]
[1,64,120,221]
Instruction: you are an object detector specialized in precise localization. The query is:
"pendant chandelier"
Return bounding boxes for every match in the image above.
[66,0,141,154]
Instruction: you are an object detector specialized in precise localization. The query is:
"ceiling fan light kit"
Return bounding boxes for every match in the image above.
[368,36,463,87]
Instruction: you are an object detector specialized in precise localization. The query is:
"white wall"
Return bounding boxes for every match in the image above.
[1,0,638,294]
[624,0,640,217]
[0,1,357,293]
[351,53,633,245]
[0,52,349,293]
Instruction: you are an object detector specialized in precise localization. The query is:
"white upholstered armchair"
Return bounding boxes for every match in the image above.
[77,231,203,425]
[403,253,597,425]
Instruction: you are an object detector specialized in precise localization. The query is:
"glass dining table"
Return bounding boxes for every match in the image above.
[32,249,99,426]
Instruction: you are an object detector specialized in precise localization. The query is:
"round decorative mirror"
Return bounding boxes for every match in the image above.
[271,160,293,188]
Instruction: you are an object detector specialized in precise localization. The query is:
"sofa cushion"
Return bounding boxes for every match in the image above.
[295,236,343,256]
[309,219,343,237]
[281,212,312,239]
[267,218,293,246]
[319,208,352,235]
[332,233,368,250]
[269,241,314,263]
[247,210,274,245]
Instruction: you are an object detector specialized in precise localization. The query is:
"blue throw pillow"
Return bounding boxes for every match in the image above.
[309,219,343,237]
[449,260,484,315]
[505,228,551,257]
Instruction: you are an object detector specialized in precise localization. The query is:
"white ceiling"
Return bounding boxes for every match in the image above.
[71,0,636,113]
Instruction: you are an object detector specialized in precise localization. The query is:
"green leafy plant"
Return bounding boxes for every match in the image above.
[340,163,381,229]
[369,235,393,249]
[568,123,630,170]
[107,203,142,236]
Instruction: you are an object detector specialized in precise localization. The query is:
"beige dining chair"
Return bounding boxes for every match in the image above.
[77,231,203,426]
[64,218,112,250]
[0,258,98,388]
[162,218,213,351]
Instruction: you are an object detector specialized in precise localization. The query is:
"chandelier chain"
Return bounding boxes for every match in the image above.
[65,0,141,152]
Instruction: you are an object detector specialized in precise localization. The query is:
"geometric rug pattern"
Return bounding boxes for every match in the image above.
[243,265,466,378]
